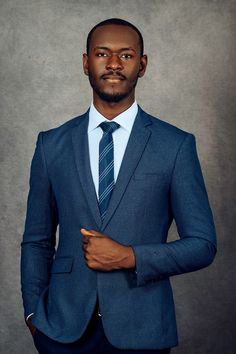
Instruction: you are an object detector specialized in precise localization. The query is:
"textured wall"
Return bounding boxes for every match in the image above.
[0,0,235,353]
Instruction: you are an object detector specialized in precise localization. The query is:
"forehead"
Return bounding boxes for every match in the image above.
[90,24,140,50]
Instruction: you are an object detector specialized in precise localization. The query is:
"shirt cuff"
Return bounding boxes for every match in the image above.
[26,313,34,322]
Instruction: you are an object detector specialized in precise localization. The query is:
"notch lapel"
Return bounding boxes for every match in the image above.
[71,110,102,229]
[101,107,152,231]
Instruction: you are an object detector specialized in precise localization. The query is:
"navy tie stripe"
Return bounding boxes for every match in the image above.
[99,141,113,161]
[98,121,120,221]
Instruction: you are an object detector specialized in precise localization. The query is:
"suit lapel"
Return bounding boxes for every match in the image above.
[71,106,152,231]
[71,110,102,229]
[101,106,152,231]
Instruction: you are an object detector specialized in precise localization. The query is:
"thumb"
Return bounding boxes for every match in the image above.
[80,228,100,237]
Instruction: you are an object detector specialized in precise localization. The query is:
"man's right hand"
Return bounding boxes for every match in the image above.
[26,315,37,337]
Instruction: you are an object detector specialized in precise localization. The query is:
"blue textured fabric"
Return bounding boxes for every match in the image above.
[98,122,120,221]
[21,106,217,349]
[33,316,171,353]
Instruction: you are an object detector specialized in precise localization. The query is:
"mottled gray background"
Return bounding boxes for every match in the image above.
[0,0,235,353]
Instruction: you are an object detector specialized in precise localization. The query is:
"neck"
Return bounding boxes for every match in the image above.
[93,94,135,120]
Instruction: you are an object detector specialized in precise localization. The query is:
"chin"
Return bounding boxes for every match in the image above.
[97,91,129,103]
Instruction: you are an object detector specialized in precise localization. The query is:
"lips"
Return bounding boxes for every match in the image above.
[102,74,125,80]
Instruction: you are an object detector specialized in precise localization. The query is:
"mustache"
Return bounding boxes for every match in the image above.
[101,72,126,80]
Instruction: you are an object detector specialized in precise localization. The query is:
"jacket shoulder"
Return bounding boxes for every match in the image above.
[149,113,190,137]
[39,110,88,141]
[140,107,193,143]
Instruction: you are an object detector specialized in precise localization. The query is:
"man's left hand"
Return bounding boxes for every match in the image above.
[80,228,136,271]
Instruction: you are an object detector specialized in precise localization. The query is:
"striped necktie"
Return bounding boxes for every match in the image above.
[98,121,120,221]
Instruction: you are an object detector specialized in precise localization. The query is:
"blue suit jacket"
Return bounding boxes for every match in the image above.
[21,106,217,350]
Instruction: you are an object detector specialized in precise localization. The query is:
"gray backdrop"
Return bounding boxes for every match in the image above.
[0,0,235,353]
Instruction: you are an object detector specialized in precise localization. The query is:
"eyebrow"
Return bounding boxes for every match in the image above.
[93,46,136,53]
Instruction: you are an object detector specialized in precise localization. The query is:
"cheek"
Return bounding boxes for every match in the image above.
[126,70,140,84]
[88,59,102,73]
[126,63,140,76]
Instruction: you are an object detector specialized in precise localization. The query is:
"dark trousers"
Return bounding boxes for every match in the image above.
[33,311,171,354]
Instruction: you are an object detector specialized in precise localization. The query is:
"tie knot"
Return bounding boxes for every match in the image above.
[99,121,120,134]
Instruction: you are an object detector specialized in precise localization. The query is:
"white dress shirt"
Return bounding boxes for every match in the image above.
[88,101,138,199]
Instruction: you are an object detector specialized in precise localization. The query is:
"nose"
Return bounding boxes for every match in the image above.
[106,54,123,71]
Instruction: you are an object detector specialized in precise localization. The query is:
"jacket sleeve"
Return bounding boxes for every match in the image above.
[21,132,58,318]
[132,133,217,287]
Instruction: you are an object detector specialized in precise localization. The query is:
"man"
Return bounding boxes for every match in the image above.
[21,18,217,354]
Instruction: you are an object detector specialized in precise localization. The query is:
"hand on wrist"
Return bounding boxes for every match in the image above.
[122,246,136,269]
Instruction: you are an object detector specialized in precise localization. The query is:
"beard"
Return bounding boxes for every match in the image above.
[88,71,139,103]
[91,89,128,103]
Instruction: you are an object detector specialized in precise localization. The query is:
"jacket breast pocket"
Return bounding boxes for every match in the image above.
[130,172,170,199]
[133,173,166,181]
[51,257,74,274]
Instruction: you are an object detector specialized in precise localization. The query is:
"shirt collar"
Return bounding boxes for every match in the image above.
[88,100,138,133]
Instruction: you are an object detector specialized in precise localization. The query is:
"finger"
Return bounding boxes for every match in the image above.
[82,243,87,252]
[82,235,89,244]
[80,228,95,236]
[83,252,89,260]
[81,228,105,237]
[89,229,103,236]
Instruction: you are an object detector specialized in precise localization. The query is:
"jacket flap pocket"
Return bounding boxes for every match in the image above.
[51,257,73,274]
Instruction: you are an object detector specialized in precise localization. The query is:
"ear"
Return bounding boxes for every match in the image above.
[138,54,148,78]
[83,53,89,76]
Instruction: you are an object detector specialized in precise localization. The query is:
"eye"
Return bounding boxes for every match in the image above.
[96,52,109,57]
[120,54,133,59]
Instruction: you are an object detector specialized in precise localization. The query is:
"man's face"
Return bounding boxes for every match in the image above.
[83,24,147,103]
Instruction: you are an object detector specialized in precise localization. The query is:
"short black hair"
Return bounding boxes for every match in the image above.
[86,18,144,56]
